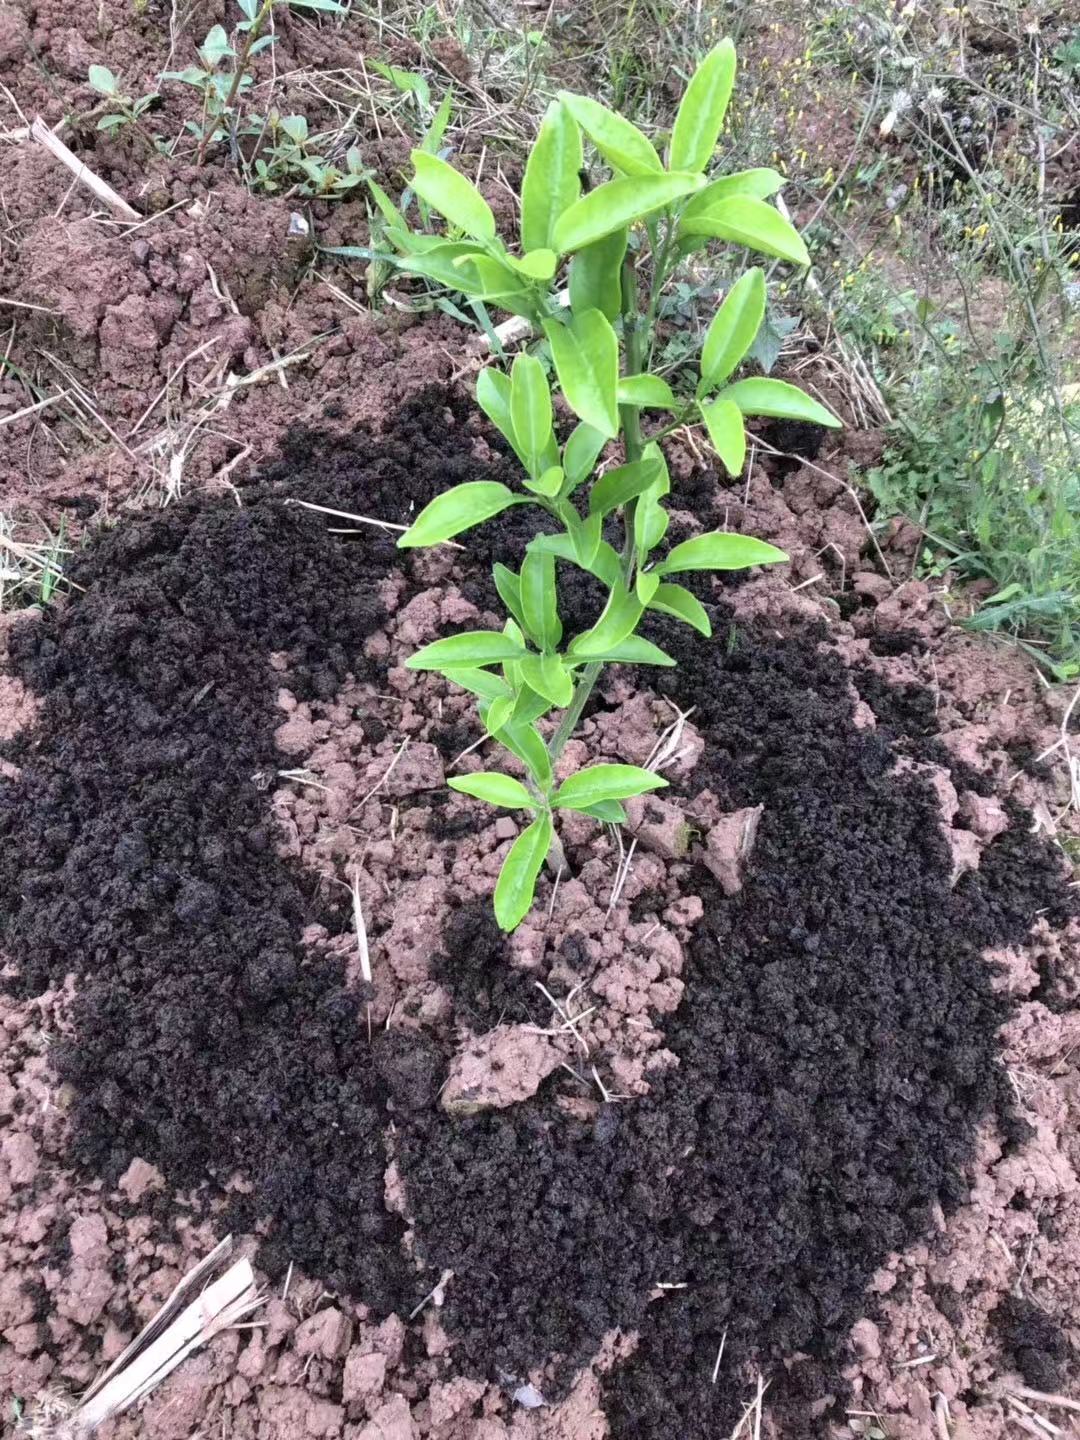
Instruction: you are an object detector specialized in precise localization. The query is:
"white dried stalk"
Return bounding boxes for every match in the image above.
[71,1239,260,1432]
[30,118,140,220]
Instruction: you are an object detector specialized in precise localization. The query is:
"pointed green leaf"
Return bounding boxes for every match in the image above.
[682,168,784,223]
[576,799,627,823]
[543,309,619,438]
[406,630,528,669]
[455,253,531,300]
[558,92,662,176]
[409,150,496,239]
[497,721,552,790]
[647,583,712,635]
[719,377,842,428]
[669,39,736,173]
[563,422,607,488]
[524,464,564,498]
[701,267,766,388]
[442,668,514,701]
[520,546,562,651]
[506,248,558,281]
[553,763,667,811]
[494,813,553,930]
[449,772,534,807]
[634,440,671,564]
[658,532,788,575]
[575,635,676,666]
[568,228,628,320]
[521,99,583,252]
[484,695,515,733]
[511,353,553,466]
[568,586,644,658]
[553,172,705,253]
[476,367,528,467]
[535,527,621,586]
[617,374,677,409]
[520,653,574,708]
[395,244,487,290]
[88,65,119,96]
[681,197,809,266]
[510,683,554,727]
[397,482,521,547]
[588,458,662,517]
[698,396,746,476]
[636,571,660,605]
[493,563,527,633]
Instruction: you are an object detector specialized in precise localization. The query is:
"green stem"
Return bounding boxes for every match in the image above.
[196,0,272,167]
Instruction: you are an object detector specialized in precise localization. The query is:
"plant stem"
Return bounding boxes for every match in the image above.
[549,250,652,766]
[196,0,272,167]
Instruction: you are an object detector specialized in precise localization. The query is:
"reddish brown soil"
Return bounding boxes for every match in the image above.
[2,4,1080,1439]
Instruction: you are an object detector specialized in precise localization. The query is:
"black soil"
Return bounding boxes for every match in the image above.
[0,387,1072,1435]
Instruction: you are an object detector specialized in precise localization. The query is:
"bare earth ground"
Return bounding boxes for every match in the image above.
[1,3,1079,1439]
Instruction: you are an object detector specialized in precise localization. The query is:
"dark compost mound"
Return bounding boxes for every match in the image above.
[0,388,1071,1435]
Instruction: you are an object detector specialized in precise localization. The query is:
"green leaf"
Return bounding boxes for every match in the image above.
[553,172,704,252]
[288,0,348,10]
[510,353,553,468]
[682,168,784,223]
[557,92,662,176]
[520,546,562,650]
[636,571,660,604]
[588,458,662,518]
[698,396,746,476]
[420,88,454,155]
[448,772,534,808]
[521,99,583,252]
[524,464,564,498]
[568,228,627,321]
[497,721,552,790]
[520,653,574,707]
[545,526,622,587]
[409,150,495,240]
[563,422,607,488]
[280,113,309,144]
[494,813,553,931]
[543,310,619,439]
[397,481,521,547]
[483,695,515,733]
[576,799,627,823]
[634,440,671,564]
[455,254,531,300]
[510,682,553,727]
[88,64,119,96]
[719,377,842,428]
[442,667,513,701]
[658,532,788,575]
[669,38,736,173]
[577,635,676,666]
[681,197,809,266]
[568,586,644,658]
[370,59,431,106]
[647,582,712,635]
[199,25,232,65]
[617,374,677,409]
[505,248,558,281]
[553,763,667,811]
[476,367,521,454]
[492,563,527,633]
[394,243,486,290]
[700,267,766,389]
[405,630,527,669]
[570,514,605,571]
[97,114,128,131]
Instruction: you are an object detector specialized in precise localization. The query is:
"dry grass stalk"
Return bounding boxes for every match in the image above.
[30,118,140,220]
